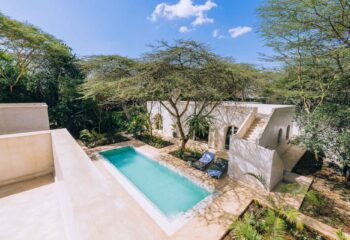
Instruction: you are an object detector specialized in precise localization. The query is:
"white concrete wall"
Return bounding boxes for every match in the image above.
[0,103,50,135]
[228,136,284,190]
[147,101,254,149]
[0,131,54,186]
[258,106,295,151]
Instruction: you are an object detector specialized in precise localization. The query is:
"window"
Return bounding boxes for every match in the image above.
[286,125,290,140]
[277,128,283,145]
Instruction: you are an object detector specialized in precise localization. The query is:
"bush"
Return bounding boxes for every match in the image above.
[170,148,203,162]
[79,129,129,148]
[135,134,172,149]
[127,114,148,137]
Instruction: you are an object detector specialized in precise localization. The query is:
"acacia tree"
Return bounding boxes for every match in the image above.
[258,0,350,165]
[126,40,239,150]
[78,55,138,133]
[259,0,350,109]
[0,13,70,93]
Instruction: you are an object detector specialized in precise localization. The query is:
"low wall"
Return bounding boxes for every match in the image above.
[0,103,49,135]
[52,129,122,240]
[228,136,284,191]
[0,131,54,186]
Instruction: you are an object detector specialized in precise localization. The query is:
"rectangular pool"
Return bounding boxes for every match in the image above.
[100,146,211,223]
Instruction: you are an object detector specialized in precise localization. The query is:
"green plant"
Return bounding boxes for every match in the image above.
[186,114,212,140]
[304,190,326,210]
[127,114,148,137]
[262,209,286,240]
[336,229,350,240]
[79,129,128,148]
[79,129,106,148]
[229,213,262,240]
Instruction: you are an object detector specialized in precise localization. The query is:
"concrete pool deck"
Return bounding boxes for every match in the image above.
[89,139,254,239]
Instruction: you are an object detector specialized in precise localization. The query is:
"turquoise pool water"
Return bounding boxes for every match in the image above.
[100,146,210,219]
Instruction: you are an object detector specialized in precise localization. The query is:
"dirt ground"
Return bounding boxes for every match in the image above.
[293,153,350,233]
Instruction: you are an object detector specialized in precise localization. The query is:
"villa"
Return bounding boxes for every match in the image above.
[148,101,305,190]
[0,102,335,240]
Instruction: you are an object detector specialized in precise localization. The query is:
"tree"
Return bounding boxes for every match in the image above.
[126,40,237,150]
[258,0,350,166]
[0,13,98,137]
[0,12,70,93]
[258,0,350,110]
[78,55,138,133]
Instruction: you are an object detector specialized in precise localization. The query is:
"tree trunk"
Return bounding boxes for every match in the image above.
[176,115,188,151]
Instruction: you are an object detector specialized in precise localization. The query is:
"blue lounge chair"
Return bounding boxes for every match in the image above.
[191,151,215,171]
[207,158,228,179]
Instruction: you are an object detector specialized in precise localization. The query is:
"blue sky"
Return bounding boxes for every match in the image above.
[0,0,274,68]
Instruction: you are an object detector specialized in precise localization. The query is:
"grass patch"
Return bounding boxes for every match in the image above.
[169,148,203,162]
[79,129,129,148]
[225,201,324,240]
[135,134,172,149]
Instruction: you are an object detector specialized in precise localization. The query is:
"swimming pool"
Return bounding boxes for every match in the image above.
[100,146,212,234]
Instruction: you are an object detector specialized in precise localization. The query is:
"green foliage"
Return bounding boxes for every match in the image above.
[258,0,350,166]
[295,103,350,166]
[186,114,212,140]
[170,148,202,162]
[127,114,148,137]
[262,210,286,240]
[304,190,326,211]
[79,129,107,148]
[229,213,262,240]
[336,229,350,240]
[135,134,172,149]
[79,129,129,148]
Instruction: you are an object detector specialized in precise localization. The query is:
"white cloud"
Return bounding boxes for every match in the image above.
[212,29,223,39]
[179,26,190,33]
[228,26,252,38]
[150,0,217,26]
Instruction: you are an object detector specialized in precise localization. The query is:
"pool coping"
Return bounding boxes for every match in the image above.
[98,144,217,236]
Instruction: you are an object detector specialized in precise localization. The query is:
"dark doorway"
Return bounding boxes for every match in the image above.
[225,126,238,150]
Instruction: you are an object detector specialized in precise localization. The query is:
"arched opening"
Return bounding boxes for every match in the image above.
[286,125,290,140]
[153,114,163,130]
[225,126,238,150]
[277,128,283,145]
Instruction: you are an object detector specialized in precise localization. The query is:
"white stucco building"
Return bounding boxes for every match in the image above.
[148,101,304,190]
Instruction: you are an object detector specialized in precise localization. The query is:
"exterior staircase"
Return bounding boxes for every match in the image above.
[243,117,267,142]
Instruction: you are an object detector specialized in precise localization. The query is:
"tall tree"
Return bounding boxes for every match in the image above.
[0,12,70,93]
[125,40,241,150]
[78,55,138,132]
[258,0,350,165]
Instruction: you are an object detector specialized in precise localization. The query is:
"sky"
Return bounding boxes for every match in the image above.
[0,0,275,68]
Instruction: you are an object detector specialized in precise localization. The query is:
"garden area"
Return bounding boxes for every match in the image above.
[293,155,350,234]
[224,201,324,240]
